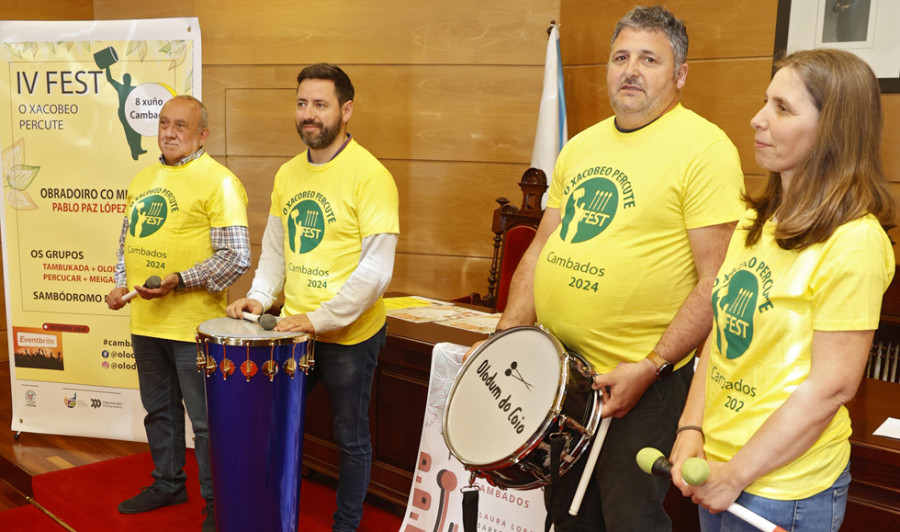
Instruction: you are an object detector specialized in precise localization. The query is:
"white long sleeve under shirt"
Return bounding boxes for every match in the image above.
[246,214,397,334]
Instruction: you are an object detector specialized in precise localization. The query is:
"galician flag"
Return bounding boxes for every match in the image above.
[531,23,568,207]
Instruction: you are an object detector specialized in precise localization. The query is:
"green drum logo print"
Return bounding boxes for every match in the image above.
[129,195,167,238]
[288,200,325,254]
[560,178,618,243]
[712,270,758,359]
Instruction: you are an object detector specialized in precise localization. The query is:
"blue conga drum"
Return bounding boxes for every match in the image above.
[196,317,313,532]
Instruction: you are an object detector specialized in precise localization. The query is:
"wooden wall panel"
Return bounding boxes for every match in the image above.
[92,0,193,19]
[882,95,900,184]
[562,0,779,65]
[680,59,772,177]
[194,0,558,66]
[386,160,527,257]
[224,156,288,244]
[222,65,543,164]
[391,253,490,301]
[0,0,92,20]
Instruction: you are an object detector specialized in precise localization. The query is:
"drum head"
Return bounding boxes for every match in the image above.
[197,317,307,346]
[445,327,564,466]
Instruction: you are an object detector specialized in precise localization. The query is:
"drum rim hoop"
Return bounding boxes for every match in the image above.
[196,331,309,347]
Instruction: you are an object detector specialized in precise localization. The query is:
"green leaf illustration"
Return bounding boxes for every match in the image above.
[184,68,193,93]
[6,164,40,191]
[7,189,38,210]
[4,43,24,59]
[159,40,186,56]
[1,138,25,180]
[127,40,149,61]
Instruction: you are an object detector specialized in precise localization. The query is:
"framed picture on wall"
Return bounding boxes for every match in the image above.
[774,0,900,92]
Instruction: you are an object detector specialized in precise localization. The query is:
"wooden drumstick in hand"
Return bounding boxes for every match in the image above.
[568,394,612,516]
[636,448,788,532]
[121,275,162,302]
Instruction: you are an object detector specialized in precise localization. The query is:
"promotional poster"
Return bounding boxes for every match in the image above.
[0,18,201,440]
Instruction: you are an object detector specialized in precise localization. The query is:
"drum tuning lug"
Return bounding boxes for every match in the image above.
[262,360,279,381]
[220,358,235,380]
[241,360,258,381]
[195,338,205,373]
[204,356,217,377]
[283,358,297,378]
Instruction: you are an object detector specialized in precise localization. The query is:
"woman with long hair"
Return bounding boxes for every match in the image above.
[670,48,895,532]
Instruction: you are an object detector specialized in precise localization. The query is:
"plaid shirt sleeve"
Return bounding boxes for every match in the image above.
[180,225,251,292]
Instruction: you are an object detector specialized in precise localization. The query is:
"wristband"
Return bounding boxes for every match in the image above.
[675,425,703,437]
[174,272,186,291]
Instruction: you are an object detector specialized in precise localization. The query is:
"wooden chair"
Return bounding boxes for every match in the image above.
[459,167,548,311]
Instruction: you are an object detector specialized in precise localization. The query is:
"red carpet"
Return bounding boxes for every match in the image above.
[28,451,402,531]
[0,503,62,531]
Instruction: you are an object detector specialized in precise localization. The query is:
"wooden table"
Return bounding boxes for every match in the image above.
[301,308,487,507]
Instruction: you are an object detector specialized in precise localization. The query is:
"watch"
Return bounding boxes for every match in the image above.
[645,351,673,380]
[174,272,186,291]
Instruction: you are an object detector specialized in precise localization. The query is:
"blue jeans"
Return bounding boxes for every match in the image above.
[132,335,213,503]
[699,461,850,532]
[306,325,385,532]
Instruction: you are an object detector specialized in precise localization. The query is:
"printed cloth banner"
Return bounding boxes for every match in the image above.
[0,19,201,441]
[400,342,549,532]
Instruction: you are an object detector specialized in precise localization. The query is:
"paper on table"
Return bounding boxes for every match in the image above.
[384,296,440,311]
[873,417,900,440]
[439,313,501,334]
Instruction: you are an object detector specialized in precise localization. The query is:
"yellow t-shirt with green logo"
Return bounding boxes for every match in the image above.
[124,153,249,342]
[703,211,894,499]
[270,139,399,345]
[534,104,745,372]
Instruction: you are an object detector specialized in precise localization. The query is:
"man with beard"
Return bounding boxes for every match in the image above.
[488,6,744,531]
[227,63,399,532]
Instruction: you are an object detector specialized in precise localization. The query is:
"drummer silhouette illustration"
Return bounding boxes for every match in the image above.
[95,46,147,160]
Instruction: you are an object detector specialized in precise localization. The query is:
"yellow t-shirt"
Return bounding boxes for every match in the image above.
[534,104,745,371]
[124,153,249,342]
[270,139,399,345]
[703,211,894,499]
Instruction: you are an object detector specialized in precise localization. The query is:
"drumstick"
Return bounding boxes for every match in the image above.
[636,448,788,532]
[240,312,278,331]
[121,275,162,302]
[568,393,611,516]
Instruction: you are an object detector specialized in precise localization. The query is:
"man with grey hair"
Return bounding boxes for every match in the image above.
[107,94,250,532]
[491,5,744,529]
